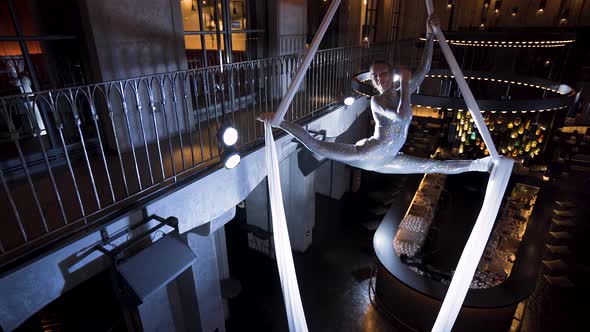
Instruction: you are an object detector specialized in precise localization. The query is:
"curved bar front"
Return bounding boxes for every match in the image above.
[373,199,546,331]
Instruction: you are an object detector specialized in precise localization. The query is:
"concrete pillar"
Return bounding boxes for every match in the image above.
[315,160,351,200]
[79,0,187,82]
[267,0,307,57]
[245,150,315,253]
[137,275,194,332]
[185,231,226,332]
[280,150,316,252]
[245,178,270,233]
[78,0,189,153]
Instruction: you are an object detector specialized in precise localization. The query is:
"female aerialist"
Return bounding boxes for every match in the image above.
[258,13,492,175]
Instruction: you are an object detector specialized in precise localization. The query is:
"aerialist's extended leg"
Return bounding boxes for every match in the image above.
[379,154,492,174]
[278,121,362,164]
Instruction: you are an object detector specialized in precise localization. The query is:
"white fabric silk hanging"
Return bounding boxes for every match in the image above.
[423,1,515,331]
[263,1,341,331]
[264,123,309,332]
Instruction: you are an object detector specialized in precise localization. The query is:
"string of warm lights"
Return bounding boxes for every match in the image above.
[419,38,575,48]
[411,105,569,114]
[423,74,565,94]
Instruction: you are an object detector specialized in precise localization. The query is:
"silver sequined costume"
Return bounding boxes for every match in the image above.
[278,36,491,174]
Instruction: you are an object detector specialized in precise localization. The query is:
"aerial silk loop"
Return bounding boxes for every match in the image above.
[264,0,512,331]
[423,1,514,331]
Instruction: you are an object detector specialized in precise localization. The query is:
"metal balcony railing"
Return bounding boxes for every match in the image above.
[0,40,422,269]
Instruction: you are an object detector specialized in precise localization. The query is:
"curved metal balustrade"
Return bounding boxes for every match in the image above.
[0,41,422,270]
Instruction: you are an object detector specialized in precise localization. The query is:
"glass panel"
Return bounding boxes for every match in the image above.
[229,0,247,30]
[181,0,202,31]
[13,0,40,35]
[202,0,223,31]
[0,0,16,35]
[184,34,225,68]
[0,41,41,96]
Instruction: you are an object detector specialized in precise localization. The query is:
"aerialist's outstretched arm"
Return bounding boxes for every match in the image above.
[407,14,438,94]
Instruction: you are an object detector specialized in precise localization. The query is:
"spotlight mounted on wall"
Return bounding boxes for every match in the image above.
[215,73,240,170]
[221,146,241,169]
[483,0,491,9]
[447,0,453,9]
[218,122,239,146]
[511,6,518,17]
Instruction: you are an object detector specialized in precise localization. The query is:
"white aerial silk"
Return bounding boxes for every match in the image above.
[263,1,341,331]
[423,1,515,331]
[264,123,309,332]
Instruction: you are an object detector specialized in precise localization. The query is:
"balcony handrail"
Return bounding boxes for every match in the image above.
[0,40,421,270]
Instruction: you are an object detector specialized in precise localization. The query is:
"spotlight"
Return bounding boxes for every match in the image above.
[344,97,355,106]
[221,147,241,169]
[218,123,238,146]
[393,73,400,82]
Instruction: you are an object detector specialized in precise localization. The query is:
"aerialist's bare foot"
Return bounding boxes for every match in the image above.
[256,112,277,124]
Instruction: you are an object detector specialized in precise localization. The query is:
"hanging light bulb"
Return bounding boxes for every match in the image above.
[480,142,485,150]
[461,133,466,142]
[538,134,544,143]
[531,141,538,148]
[514,117,521,126]
[459,143,464,154]
[493,0,502,14]
[512,6,518,17]
[511,130,518,139]
[471,131,477,140]
[501,148,507,154]
[463,123,469,131]
[518,126,525,135]
[525,143,531,152]
[507,122,514,129]
[535,128,542,136]
[460,119,465,125]
[525,120,531,130]
[537,0,546,14]
[497,116,503,124]
[512,150,519,157]
[484,148,489,156]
